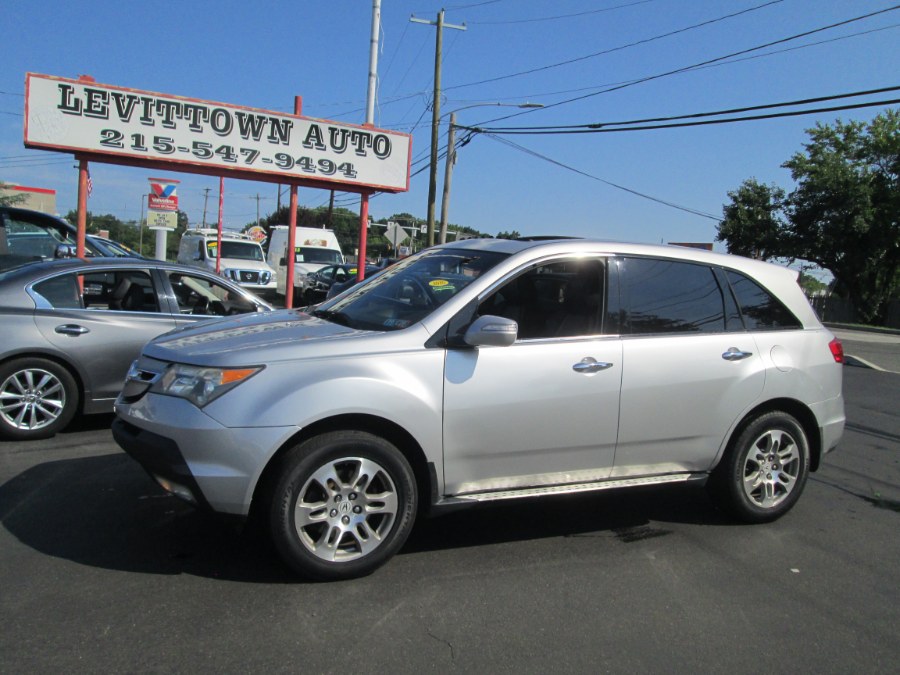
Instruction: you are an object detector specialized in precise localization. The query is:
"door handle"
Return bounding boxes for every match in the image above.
[722,347,753,361]
[573,357,614,373]
[55,324,90,336]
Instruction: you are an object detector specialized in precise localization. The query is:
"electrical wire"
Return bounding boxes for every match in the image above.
[467,0,662,25]
[444,0,783,93]
[456,86,900,134]
[483,133,720,220]
[477,4,900,126]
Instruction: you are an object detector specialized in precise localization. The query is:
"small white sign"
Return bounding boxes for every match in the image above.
[147,211,177,230]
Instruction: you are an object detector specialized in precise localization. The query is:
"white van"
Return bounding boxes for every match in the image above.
[177,229,277,298]
[266,225,344,300]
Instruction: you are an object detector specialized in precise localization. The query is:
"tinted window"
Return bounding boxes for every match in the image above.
[619,258,725,334]
[726,270,802,330]
[479,258,605,339]
[32,273,83,309]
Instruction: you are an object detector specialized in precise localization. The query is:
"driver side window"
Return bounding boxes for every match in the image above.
[479,258,606,340]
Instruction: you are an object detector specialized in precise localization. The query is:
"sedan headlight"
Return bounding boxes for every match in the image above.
[152,364,262,407]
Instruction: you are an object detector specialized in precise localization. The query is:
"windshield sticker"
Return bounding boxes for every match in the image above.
[429,279,455,292]
[383,318,411,329]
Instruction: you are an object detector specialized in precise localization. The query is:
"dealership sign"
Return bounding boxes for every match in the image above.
[24,74,412,193]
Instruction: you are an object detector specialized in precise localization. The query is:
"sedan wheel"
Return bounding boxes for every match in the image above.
[0,358,78,440]
[269,431,417,580]
[709,411,810,523]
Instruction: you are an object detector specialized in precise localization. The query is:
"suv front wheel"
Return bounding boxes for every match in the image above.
[709,411,810,523]
[269,430,417,580]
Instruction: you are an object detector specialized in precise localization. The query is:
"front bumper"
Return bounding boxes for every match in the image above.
[113,394,298,515]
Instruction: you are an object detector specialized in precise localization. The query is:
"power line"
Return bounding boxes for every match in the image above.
[467,0,661,25]
[467,98,900,135]
[443,1,784,93]
[484,134,720,221]
[477,4,900,127]
[458,86,900,134]
[438,23,900,107]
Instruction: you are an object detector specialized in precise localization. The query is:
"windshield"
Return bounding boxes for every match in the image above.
[316,248,508,331]
[208,240,264,261]
[295,246,342,264]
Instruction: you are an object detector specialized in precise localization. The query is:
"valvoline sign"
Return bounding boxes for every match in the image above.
[148,177,179,211]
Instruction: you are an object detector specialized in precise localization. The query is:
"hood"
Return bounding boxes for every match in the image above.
[144,308,374,365]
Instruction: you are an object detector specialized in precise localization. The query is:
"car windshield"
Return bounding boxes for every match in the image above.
[295,247,342,264]
[208,240,264,261]
[316,248,508,331]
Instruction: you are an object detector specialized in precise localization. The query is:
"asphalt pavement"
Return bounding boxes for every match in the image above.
[829,325,900,374]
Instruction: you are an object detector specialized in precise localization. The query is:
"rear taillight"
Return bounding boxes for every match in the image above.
[829,338,844,363]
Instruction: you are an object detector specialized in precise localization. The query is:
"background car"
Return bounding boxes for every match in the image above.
[0,257,272,440]
[86,234,148,259]
[303,263,381,303]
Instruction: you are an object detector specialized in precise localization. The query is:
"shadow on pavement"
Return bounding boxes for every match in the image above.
[1,452,735,582]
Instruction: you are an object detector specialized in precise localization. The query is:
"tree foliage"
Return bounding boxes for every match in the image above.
[717,109,900,323]
[64,209,189,260]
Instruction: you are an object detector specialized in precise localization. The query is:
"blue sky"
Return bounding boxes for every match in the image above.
[2,0,898,250]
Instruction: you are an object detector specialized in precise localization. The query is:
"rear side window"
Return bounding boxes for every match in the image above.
[725,270,802,330]
[618,257,726,334]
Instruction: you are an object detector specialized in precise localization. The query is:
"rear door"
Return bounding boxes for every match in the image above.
[610,257,765,477]
[31,268,176,407]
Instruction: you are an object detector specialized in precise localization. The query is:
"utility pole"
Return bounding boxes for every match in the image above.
[411,10,466,247]
[201,187,210,227]
[439,112,457,245]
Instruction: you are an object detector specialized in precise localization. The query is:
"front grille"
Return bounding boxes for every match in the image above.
[239,270,260,283]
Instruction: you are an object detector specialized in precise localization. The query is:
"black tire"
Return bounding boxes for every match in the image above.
[0,357,79,440]
[709,411,810,523]
[269,430,417,580]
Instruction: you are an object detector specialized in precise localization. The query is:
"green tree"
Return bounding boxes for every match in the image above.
[717,109,900,324]
[65,209,188,260]
[716,179,787,261]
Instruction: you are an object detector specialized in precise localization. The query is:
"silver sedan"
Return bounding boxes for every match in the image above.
[0,257,272,440]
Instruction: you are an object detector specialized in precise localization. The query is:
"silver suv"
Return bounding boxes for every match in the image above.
[113,238,845,580]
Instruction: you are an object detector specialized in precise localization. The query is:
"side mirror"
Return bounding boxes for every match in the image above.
[463,315,518,347]
[54,244,77,259]
[279,257,286,266]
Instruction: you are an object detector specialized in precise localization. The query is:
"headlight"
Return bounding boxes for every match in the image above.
[151,364,262,407]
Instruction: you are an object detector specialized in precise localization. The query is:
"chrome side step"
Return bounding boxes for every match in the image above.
[452,473,706,503]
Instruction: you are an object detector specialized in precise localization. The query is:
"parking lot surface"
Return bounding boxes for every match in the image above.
[1,366,898,672]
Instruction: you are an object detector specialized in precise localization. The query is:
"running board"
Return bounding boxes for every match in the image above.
[451,472,706,503]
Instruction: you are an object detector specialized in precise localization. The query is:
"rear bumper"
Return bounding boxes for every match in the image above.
[812,394,845,458]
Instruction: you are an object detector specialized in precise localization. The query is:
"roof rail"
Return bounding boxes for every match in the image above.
[515,235,584,242]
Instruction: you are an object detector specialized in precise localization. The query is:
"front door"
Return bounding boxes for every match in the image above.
[442,256,621,496]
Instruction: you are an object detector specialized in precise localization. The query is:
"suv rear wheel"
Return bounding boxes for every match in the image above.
[269,430,417,580]
[709,411,810,523]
